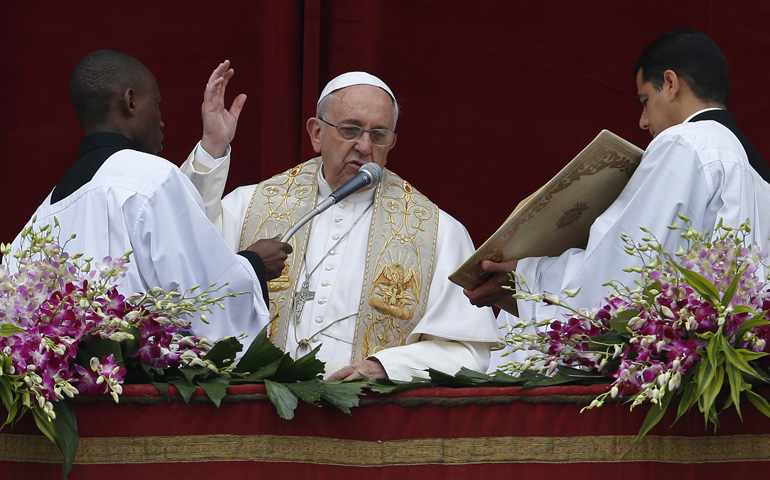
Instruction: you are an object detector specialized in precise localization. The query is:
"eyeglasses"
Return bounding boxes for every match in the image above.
[318,118,396,147]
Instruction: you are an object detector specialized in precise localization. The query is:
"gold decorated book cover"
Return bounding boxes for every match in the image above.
[449,130,643,315]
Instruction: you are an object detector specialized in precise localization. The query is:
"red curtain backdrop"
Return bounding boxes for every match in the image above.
[2,0,770,248]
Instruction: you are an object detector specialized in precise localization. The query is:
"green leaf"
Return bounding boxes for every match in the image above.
[724,363,744,420]
[642,281,663,304]
[700,365,725,424]
[608,309,639,333]
[138,364,170,399]
[734,313,770,345]
[168,378,199,404]
[732,305,760,314]
[203,337,243,369]
[180,366,211,383]
[673,264,720,303]
[286,379,323,404]
[367,377,430,395]
[675,378,699,422]
[120,326,141,359]
[696,356,715,397]
[453,367,500,384]
[745,389,770,419]
[0,379,17,419]
[146,380,170,400]
[31,407,59,452]
[319,381,365,414]
[290,345,326,380]
[489,369,531,383]
[635,391,673,445]
[233,326,284,374]
[264,379,299,420]
[426,368,459,384]
[747,360,770,383]
[1,388,20,427]
[720,264,748,307]
[196,375,230,408]
[231,358,282,382]
[706,401,720,429]
[268,351,327,384]
[52,400,79,478]
[740,350,769,364]
[3,401,20,428]
[587,330,629,348]
[720,335,762,377]
[0,324,26,337]
[76,337,124,369]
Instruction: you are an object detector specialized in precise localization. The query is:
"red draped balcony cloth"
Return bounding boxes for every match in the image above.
[2,384,769,479]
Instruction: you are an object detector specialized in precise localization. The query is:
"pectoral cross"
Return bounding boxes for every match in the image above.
[293,279,315,324]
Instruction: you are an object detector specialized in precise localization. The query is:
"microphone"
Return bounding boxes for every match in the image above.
[280,162,383,242]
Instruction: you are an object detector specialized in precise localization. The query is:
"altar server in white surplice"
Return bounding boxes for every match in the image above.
[6,50,292,344]
[465,29,770,366]
[181,72,500,381]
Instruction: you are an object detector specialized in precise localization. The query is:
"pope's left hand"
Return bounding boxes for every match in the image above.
[200,60,247,158]
[327,358,388,380]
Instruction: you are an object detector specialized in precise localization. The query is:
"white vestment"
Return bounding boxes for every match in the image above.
[181,147,500,380]
[8,146,270,344]
[497,111,770,363]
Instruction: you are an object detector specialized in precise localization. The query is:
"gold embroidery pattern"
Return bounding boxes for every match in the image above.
[239,161,438,360]
[482,145,640,263]
[5,432,769,465]
[556,202,589,229]
[362,179,438,357]
[239,160,321,343]
[509,148,637,234]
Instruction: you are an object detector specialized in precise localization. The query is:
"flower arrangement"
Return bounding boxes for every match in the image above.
[0,221,235,470]
[0,221,366,478]
[498,216,770,441]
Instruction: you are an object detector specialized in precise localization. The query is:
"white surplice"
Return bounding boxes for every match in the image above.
[182,147,500,380]
[495,111,770,364]
[8,148,271,344]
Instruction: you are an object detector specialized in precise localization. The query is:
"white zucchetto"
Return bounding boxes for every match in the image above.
[317,71,395,105]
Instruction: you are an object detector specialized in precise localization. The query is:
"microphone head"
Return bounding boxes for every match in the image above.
[360,162,383,186]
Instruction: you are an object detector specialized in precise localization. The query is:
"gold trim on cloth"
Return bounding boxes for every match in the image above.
[353,176,438,361]
[240,159,321,344]
[239,159,439,363]
[4,433,770,465]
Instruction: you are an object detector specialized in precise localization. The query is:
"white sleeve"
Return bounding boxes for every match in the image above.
[127,166,270,345]
[180,142,231,232]
[371,336,483,381]
[180,143,259,252]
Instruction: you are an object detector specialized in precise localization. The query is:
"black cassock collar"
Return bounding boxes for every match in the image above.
[52,132,138,203]
[689,109,770,183]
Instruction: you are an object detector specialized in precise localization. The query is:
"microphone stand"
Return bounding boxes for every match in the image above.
[280,163,383,242]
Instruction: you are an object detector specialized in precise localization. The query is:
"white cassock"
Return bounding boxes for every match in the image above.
[496,110,770,363]
[8,147,270,344]
[182,147,501,380]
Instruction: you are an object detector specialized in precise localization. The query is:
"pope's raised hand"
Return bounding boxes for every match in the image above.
[200,60,247,159]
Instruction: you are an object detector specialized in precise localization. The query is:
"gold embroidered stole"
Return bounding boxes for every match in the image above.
[239,157,439,363]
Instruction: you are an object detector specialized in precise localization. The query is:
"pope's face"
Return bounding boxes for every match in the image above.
[636,69,677,138]
[308,85,397,190]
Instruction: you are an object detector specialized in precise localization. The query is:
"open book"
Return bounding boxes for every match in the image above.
[449,129,644,315]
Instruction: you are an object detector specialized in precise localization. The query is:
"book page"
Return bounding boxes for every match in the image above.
[449,130,643,315]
